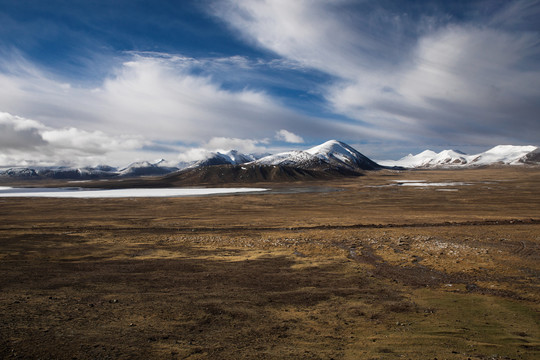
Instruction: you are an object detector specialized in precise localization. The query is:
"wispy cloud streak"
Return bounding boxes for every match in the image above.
[213,0,540,146]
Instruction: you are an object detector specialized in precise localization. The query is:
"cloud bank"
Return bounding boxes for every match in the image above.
[213,0,540,146]
[0,112,142,166]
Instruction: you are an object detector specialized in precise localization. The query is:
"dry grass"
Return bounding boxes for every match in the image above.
[0,168,539,359]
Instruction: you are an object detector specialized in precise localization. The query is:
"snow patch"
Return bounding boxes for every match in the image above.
[391,180,426,183]
[399,182,470,187]
[0,187,268,198]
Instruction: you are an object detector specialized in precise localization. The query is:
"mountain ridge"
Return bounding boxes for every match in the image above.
[1,141,539,182]
[378,145,538,168]
[252,140,381,171]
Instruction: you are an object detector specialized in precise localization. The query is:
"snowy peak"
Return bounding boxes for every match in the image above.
[307,139,381,170]
[153,158,168,167]
[188,150,259,168]
[379,145,539,168]
[430,150,468,166]
[223,150,257,164]
[472,145,538,166]
[0,167,39,178]
[254,140,381,171]
[119,161,153,171]
[306,140,355,156]
[118,159,179,177]
[253,151,314,167]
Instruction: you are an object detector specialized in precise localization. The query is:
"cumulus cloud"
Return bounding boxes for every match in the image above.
[213,0,540,147]
[0,112,143,166]
[204,137,270,153]
[0,112,47,150]
[0,52,354,142]
[41,128,142,155]
[275,129,304,143]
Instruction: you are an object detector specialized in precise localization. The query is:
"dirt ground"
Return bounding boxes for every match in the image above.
[0,168,539,359]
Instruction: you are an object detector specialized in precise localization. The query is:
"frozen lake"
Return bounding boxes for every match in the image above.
[0,187,268,198]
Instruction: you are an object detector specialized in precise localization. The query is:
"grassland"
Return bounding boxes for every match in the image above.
[0,168,539,359]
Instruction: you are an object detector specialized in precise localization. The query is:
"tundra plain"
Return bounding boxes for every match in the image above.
[0,168,539,359]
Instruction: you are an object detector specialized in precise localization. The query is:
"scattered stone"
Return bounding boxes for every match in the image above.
[293,250,306,257]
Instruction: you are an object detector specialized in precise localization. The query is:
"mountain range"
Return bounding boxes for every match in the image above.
[378,145,539,168]
[1,141,538,182]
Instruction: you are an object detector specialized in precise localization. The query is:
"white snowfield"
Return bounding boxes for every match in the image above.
[399,182,470,187]
[379,145,538,168]
[0,187,268,198]
[254,150,313,166]
[380,180,470,188]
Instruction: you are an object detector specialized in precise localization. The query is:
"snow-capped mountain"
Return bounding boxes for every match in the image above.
[0,151,262,181]
[379,145,539,168]
[0,167,39,178]
[187,150,261,169]
[469,145,538,166]
[520,147,540,164]
[2,142,537,182]
[118,160,179,177]
[253,140,381,171]
[0,165,120,179]
[225,150,259,164]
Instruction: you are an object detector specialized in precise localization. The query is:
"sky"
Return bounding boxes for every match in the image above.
[0,0,539,167]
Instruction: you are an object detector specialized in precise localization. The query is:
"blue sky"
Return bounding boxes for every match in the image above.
[0,0,539,166]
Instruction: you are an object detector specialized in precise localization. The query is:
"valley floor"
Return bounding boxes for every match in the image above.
[0,168,539,359]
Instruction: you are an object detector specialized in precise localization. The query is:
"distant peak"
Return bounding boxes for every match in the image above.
[378,143,539,168]
[417,150,437,156]
[306,140,353,155]
[319,139,348,148]
[438,149,466,156]
[322,139,344,146]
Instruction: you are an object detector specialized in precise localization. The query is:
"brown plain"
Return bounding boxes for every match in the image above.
[0,168,539,359]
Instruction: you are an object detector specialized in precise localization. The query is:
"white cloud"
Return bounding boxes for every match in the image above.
[176,148,214,163]
[42,127,142,155]
[0,52,343,142]
[0,112,143,166]
[328,25,540,143]
[0,112,48,150]
[213,0,540,146]
[204,137,269,153]
[211,0,379,78]
[275,129,304,143]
